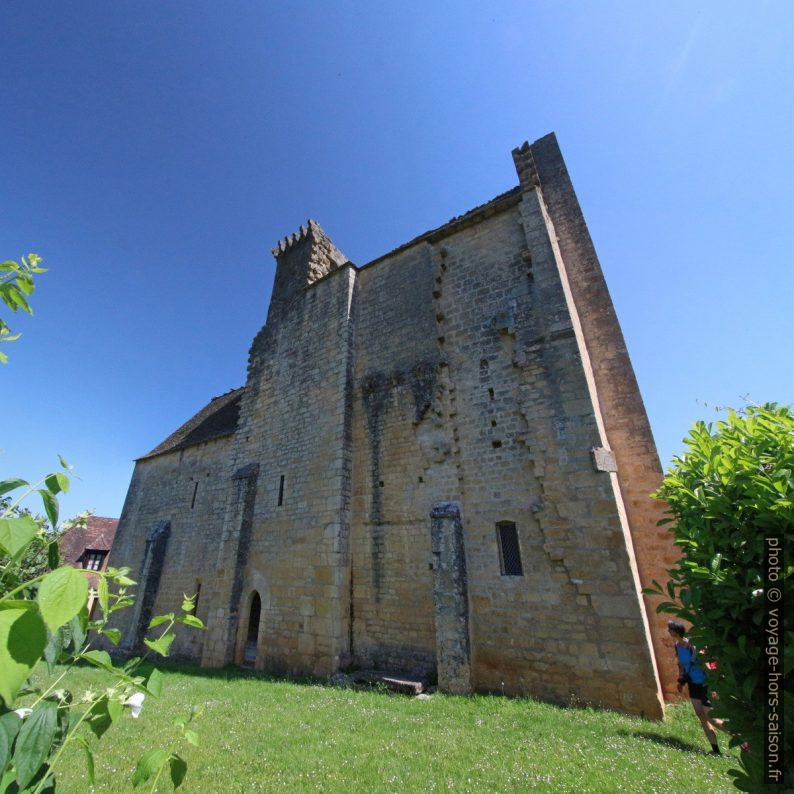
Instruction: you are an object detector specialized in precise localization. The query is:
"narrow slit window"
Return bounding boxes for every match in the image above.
[496,521,523,576]
[191,481,199,509]
[277,475,285,506]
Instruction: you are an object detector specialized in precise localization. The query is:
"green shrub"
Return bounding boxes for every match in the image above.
[649,403,793,790]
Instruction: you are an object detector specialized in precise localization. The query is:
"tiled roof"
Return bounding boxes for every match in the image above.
[60,515,119,565]
[139,387,244,460]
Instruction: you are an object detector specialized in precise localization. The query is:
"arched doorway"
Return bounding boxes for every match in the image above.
[244,591,261,666]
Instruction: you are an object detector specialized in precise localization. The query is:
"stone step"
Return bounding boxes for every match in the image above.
[351,670,427,695]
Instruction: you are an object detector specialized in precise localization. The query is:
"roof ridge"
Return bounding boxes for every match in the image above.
[210,386,245,402]
[139,387,245,460]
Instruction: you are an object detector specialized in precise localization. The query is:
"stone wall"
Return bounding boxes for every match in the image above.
[351,242,444,675]
[108,133,675,718]
[349,190,664,716]
[107,435,234,659]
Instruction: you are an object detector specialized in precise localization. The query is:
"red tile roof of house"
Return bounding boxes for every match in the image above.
[60,515,119,565]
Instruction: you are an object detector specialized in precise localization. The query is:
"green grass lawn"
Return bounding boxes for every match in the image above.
[34,665,738,793]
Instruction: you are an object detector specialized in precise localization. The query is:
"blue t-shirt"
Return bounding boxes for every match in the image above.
[675,643,707,685]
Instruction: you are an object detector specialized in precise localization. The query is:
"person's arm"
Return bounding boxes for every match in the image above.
[675,649,686,692]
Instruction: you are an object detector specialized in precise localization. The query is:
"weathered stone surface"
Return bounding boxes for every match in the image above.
[105,133,676,718]
[591,447,618,473]
[429,501,471,694]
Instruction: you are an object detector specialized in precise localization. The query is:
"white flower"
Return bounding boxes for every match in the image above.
[13,708,32,719]
[752,588,763,597]
[125,692,145,718]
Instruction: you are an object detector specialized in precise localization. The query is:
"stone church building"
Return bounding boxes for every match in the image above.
[108,133,678,718]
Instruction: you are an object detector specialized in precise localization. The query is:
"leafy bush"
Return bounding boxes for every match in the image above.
[649,403,793,789]
[1,469,203,792]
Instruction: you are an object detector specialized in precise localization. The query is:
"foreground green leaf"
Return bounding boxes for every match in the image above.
[143,633,175,658]
[76,736,95,785]
[0,712,23,750]
[146,668,163,698]
[107,697,123,723]
[97,577,109,616]
[101,627,121,645]
[169,753,188,789]
[0,515,38,559]
[177,614,204,629]
[36,489,58,531]
[43,472,69,496]
[37,566,89,632]
[0,478,29,498]
[81,649,114,672]
[0,604,47,705]
[46,540,59,571]
[131,748,169,788]
[42,627,64,674]
[86,695,114,739]
[13,700,57,789]
[62,611,87,654]
[0,716,11,775]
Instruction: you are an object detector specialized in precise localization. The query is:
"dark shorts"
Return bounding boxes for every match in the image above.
[688,682,712,706]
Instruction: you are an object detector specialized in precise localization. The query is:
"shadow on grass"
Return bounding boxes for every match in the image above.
[150,662,423,697]
[136,659,326,687]
[619,729,706,755]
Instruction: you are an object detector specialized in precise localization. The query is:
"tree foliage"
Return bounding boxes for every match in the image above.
[649,403,793,789]
[0,497,55,587]
[0,254,45,363]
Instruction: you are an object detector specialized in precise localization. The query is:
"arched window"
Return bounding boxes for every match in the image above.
[244,592,261,664]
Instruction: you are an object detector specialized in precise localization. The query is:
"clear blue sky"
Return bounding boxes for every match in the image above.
[2,2,792,521]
